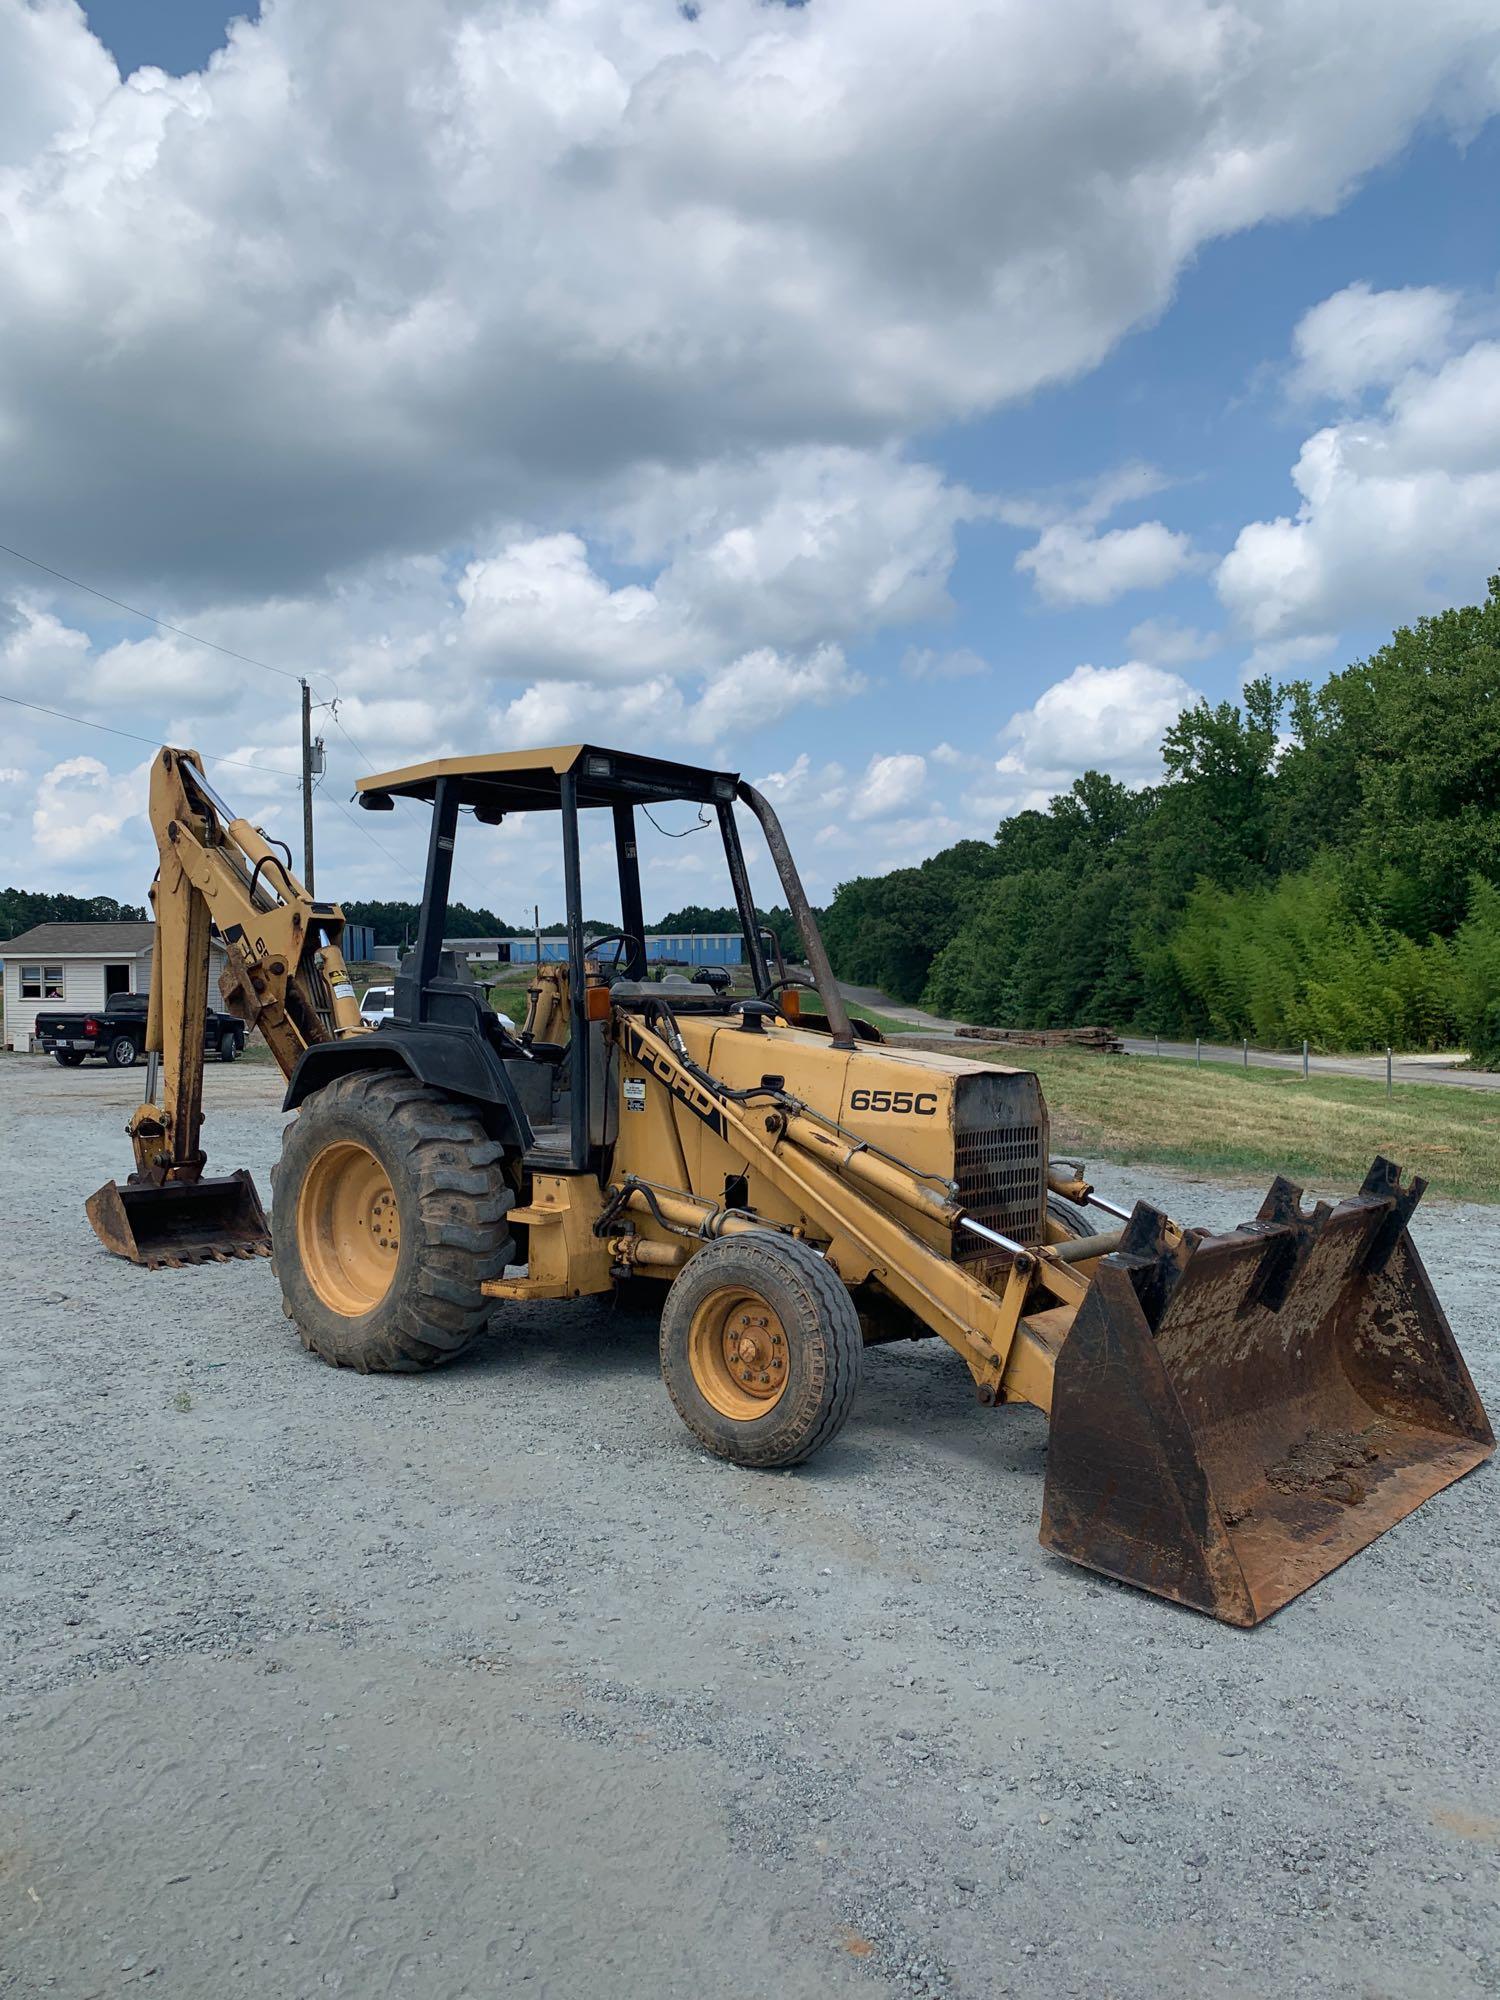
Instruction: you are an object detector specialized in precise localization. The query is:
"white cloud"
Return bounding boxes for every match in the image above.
[1243,633,1340,677]
[4,3,1500,906]
[690,646,863,744]
[455,448,980,686]
[751,753,848,816]
[488,643,861,755]
[901,646,988,681]
[458,533,676,683]
[1017,520,1197,608]
[850,751,928,822]
[1,602,92,688]
[1288,280,1459,402]
[1,1,1497,600]
[605,450,982,653]
[929,741,986,771]
[0,765,25,783]
[0,0,117,170]
[32,754,149,861]
[1126,616,1222,666]
[1218,327,1500,643]
[997,462,1174,535]
[999,661,1198,790]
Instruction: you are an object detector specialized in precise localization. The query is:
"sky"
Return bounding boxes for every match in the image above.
[3,0,1500,928]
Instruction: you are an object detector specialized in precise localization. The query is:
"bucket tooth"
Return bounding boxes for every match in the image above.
[1240,1181,1331,1315]
[1041,1159,1493,1626]
[1358,1155,1427,1274]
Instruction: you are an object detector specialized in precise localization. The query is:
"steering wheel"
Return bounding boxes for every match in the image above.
[582,932,642,975]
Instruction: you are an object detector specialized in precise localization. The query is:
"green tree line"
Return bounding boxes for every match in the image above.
[1,889,148,938]
[341,897,800,955]
[821,576,1500,1063]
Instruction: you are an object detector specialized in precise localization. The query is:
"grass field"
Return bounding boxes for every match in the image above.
[795,995,924,1038]
[250,975,1500,1202]
[978,1047,1500,1204]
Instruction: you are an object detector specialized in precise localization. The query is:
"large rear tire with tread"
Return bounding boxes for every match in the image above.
[659,1232,862,1468]
[270,1071,515,1372]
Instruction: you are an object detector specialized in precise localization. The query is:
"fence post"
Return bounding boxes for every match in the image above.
[1155,1033,1160,1059]
[1302,1038,1309,1080]
[1243,1038,1249,1071]
[1387,1046,1393,1100]
[1195,1036,1201,1066]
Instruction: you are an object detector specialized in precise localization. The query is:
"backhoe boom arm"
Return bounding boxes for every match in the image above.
[127,747,365,1183]
[85,746,367,1269]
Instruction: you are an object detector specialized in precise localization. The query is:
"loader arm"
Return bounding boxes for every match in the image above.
[85,745,367,1266]
[614,1009,1492,1625]
[616,1010,1081,1412]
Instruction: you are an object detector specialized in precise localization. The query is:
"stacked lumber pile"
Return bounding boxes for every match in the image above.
[952,1024,1122,1054]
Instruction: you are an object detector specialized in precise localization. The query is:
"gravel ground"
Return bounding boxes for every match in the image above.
[3,1054,1498,2000]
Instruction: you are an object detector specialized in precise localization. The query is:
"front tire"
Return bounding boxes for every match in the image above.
[270,1071,515,1372]
[107,1035,138,1068]
[659,1233,863,1467]
[218,1031,240,1062]
[1047,1193,1094,1240]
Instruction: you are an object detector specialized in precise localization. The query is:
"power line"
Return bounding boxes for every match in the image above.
[0,539,337,699]
[0,543,492,903]
[0,691,300,782]
[324,792,426,893]
[320,703,502,907]
[325,704,375,769]
[0,687,425,890]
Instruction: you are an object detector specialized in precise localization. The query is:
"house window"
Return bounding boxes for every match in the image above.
[21,964,65,1000]
[104,963,131,998]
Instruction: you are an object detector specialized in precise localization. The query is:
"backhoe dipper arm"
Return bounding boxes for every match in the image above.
[128,746,365,1182]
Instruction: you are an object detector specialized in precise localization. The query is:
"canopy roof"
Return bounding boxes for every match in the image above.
[356,744,740,816]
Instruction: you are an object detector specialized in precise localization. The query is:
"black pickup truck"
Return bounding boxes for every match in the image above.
[35,991,246,1068]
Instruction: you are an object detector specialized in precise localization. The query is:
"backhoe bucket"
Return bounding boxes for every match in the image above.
[1040,1159,1492,1626]
[86,1170,271,1270]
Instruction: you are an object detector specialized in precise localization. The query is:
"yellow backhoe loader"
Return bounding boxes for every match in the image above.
[87,743,1492,1626]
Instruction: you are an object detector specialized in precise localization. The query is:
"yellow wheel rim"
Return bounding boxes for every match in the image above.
[296,1139,400,1317]
[687,1287,789,1420]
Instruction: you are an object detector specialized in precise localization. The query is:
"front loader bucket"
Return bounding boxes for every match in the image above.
[1040,1159,1493,1626]
[86,1170,271,1269]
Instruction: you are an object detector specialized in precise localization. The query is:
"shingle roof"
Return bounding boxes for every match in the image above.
[0,921,157,957]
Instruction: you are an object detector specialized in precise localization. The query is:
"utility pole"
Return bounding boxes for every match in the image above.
[300,680,324,894]
[300,680,315,893]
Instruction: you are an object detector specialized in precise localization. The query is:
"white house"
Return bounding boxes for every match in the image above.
[1,921,227,1051]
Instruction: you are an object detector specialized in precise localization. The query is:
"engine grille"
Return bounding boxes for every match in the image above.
[953,1123,1045,1260]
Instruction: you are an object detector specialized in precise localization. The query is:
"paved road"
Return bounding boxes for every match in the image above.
[838,985,1500,1093]
[1117,1035,1500,1093]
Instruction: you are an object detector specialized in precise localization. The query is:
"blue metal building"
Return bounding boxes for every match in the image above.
[503,932,744,967]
